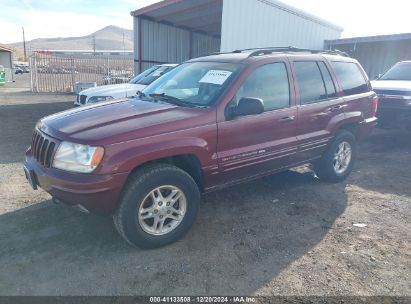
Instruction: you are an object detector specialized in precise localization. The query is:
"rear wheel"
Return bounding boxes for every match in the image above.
[114,164,200,248]
[314,130,356,183]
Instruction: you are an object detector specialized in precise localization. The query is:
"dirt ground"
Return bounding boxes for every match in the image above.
[0,74,410,296]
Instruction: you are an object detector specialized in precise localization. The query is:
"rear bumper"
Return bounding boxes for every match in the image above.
[357,117,378,140]
[24,149,129,215]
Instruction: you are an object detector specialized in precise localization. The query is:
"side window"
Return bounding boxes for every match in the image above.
[318,62,337,98]
[294,61,327,104]
[330,61,369,96]
[236,63,290,111]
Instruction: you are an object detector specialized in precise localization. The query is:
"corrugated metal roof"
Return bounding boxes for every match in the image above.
[131,0,223,37]
[0,45,13,52]
[325,32,411,45]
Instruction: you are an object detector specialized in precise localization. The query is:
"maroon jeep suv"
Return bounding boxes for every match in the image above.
[24,47,378,248]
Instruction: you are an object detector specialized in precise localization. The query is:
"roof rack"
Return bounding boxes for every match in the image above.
[211,46,349,57]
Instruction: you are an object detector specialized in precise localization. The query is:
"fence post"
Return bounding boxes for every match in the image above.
[107,56,110,85]
[29,55,33,91]
[70,57,75,92]
[34,54,38,92]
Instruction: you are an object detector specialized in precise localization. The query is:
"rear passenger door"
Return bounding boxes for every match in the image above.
[292,60,346,161]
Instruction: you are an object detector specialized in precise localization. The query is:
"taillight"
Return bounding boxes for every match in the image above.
[371,95,379,117]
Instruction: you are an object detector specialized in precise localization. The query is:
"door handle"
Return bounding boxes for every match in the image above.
[316,112,330,117]
[279,116,295,122]
[329,105,345,112]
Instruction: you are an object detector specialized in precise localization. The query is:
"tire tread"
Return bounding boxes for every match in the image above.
[113,163,199,248]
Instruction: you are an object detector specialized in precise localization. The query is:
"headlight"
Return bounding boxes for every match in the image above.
[87,96,114,103]
[53,141,104,173]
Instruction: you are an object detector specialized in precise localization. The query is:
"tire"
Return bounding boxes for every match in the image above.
[113,164,200,249]
[314,130,357,183]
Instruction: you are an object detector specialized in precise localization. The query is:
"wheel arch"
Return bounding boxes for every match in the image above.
[129,154,204,191]
[330,112,363,140]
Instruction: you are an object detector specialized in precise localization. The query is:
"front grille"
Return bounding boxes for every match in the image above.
[79,95,87,104]
[31,129,58,167]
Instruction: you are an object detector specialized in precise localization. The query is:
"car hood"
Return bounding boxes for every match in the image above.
[371,80,411,92]
[80,83,147,98]
[40,99,211,145]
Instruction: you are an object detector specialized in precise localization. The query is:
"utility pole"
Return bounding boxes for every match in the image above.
[22,26,27,62]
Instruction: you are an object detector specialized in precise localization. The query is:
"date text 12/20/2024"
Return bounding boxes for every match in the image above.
[149,296,256,303]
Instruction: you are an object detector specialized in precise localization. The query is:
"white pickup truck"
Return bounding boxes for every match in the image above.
[74,64,177,106]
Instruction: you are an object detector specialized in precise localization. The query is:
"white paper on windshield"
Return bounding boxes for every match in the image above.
[199,70,232,85]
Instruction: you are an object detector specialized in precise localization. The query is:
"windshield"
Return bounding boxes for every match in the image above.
[138,65,175,85]
[143,62,242,106]
[129,65,159,84]
[380,62,411,81]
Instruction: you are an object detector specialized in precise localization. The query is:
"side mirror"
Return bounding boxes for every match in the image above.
[375,73,382,80]
[228,97,264,119]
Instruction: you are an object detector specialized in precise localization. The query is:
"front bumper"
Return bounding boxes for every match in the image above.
[24,149,129,215]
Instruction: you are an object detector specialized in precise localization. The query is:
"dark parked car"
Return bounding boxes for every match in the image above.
[14,67,24,74]
[371,61,411,129]
[24,47,378,248]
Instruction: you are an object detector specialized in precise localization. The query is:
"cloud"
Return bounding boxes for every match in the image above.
[2,10,132,43]
[0,0,163,44]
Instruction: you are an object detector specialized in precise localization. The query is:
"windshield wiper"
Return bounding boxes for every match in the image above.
[149,93,190,107]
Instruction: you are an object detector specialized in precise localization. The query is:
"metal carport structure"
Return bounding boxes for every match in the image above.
[131,0,222,74]
[131,0,343,74]
[325,33,411,77]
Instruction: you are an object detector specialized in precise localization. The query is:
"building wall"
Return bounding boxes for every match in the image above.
[133,0,342,74]
[220,0,342,52]
[0,51,12,69]
[133,17,220,74]
[326,40,411,78]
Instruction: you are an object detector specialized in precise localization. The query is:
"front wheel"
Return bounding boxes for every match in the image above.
[113,164,200,248]
[314,130,357,183]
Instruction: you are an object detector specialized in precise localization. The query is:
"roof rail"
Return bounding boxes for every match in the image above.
[232,46,349,57]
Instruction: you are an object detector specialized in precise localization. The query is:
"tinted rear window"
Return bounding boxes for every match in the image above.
[294,61,327,104]
[331,61,369,95]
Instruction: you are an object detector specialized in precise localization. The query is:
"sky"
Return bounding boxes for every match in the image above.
[1,0,411,44]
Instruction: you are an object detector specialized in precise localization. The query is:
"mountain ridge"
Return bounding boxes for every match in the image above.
[7,25,133,58]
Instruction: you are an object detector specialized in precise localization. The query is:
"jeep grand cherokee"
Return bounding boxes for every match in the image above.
[24,47,378,248]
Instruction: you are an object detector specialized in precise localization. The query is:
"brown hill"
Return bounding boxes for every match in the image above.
[7,25,133,59]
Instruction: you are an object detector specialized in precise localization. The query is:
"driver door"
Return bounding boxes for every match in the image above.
[215,61,299,186]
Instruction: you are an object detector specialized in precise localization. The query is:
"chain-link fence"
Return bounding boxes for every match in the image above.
[3,68,14,82]
[29,51,134,92]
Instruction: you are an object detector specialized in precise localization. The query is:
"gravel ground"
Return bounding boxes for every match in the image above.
[0,75,410,296]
